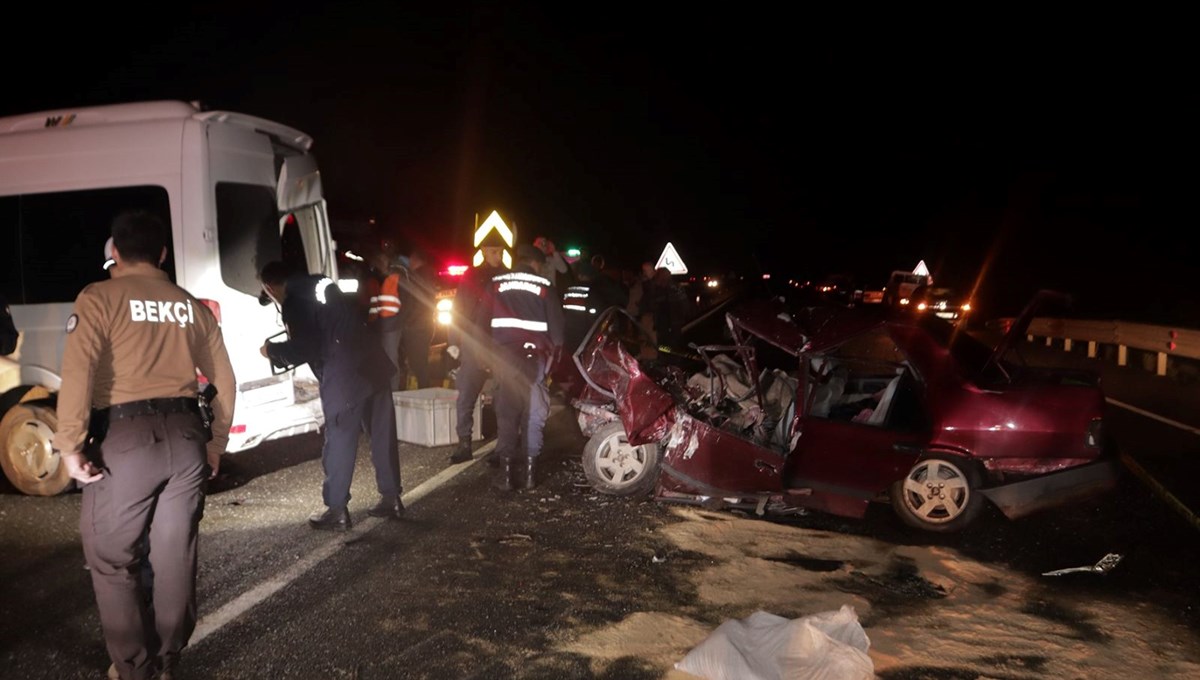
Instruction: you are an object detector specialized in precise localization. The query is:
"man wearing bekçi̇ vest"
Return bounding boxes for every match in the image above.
[53,210,236,680]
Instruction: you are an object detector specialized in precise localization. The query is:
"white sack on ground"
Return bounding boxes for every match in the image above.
[675,605,873,680]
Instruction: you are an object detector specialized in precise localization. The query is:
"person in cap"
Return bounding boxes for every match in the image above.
[473,242,564,490]
[54,209,237,680]
[259,261,404,529]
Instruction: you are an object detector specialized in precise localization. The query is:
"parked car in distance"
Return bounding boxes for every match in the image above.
[570,291,1118,533]
[908,286,971,325]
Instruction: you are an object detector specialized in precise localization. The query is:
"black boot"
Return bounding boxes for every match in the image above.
[449,437,473,464]
[367,495,405,519]
[307,506,351,531]
[519,457,537,490]
[492,457,513,491]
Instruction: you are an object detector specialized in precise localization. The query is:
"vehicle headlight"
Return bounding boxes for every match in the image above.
[436,298,453,325]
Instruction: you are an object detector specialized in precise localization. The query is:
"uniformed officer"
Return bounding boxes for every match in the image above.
[446,242,508,464]
[475,243,564,490]
[54,209,236,680]
[259,261,403,529]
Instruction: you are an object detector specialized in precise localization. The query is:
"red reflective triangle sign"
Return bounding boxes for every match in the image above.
[655,242,688,275]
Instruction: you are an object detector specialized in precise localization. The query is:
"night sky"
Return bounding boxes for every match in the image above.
[3,6,1194,322]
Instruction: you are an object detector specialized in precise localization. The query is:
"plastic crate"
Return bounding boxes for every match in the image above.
[392,387,482,447]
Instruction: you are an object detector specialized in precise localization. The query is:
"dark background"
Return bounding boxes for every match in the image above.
[2,5,1194,322]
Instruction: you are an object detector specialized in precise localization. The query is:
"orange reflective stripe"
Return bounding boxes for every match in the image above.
[377,274,403,318]
[364,279,381,321]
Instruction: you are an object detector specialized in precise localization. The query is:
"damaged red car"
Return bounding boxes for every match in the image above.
[571,291,1118,533]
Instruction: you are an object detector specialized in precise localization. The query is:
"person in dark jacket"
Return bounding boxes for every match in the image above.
[644,267,690,349]
[396,249,439,389]
[586,255,629,314]
[474,243,564,490]
[259,262,403,529]
[446,244,508,464]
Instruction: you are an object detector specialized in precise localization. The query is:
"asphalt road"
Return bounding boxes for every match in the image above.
[2,338,1200,678]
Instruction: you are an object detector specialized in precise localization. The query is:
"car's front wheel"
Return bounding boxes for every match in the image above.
[581,421,660,496]
[890,456,983,532]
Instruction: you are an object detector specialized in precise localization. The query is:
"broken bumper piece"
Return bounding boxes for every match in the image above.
[980,459,1119,520]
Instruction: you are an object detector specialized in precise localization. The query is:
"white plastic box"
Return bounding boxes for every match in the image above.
[393,388,483,447]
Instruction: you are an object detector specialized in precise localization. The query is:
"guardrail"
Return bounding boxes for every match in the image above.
[1001,318,1200,377]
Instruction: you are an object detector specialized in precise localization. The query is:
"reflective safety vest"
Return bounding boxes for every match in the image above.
[487,270,564,352]
[562,285,591,313]
[368,272,402,322]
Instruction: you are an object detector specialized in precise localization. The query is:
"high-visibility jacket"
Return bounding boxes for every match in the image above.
[562,285,590,313]
[367,270,403,327]
[476,267,564,354]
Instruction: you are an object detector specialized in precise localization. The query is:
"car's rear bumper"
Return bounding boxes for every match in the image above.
[980,459,1119,520]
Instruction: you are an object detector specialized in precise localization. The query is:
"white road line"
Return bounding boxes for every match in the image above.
[190,438,498,647]
[1107,397,1200,436]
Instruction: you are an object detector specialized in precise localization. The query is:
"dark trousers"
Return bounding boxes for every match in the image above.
[380,326,403,392]
[321,389,401,509]
[494,347,539,462]
[80,412,208,680]
[455,343,489,440]
[397,325,434,389]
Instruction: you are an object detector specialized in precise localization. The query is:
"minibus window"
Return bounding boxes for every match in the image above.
[216,182,282,297]
[0,187,172,304]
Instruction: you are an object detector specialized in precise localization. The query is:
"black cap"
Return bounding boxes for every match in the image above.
[516,243,546,264]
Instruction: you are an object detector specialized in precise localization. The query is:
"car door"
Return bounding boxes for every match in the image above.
[659,412,787,497]
[783,343,926,513]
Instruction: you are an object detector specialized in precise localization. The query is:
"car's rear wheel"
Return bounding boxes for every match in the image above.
[0,404,73,496]
[890,455,983,532]
[582,421,660,496]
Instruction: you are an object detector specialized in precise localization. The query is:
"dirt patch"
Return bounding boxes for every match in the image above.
[558,506,1200,678]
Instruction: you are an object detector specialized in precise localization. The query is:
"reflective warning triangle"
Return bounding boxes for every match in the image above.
[655,242,688,275]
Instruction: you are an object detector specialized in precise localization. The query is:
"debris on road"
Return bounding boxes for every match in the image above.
[675,605,873,680]
[1042,552,1124,576]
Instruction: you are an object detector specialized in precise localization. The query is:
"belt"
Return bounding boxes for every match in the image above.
[103,397,199,420]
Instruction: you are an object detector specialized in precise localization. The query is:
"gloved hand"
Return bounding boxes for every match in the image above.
[446,345,460,361]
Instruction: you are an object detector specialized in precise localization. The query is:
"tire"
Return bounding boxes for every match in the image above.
[0,404,73,496]
[581,421,660,497]
[890,455,983,532]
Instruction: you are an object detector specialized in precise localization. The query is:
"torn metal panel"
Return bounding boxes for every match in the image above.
[661,413,787,495]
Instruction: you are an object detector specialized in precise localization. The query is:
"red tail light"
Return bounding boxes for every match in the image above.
[230,424,247,435]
